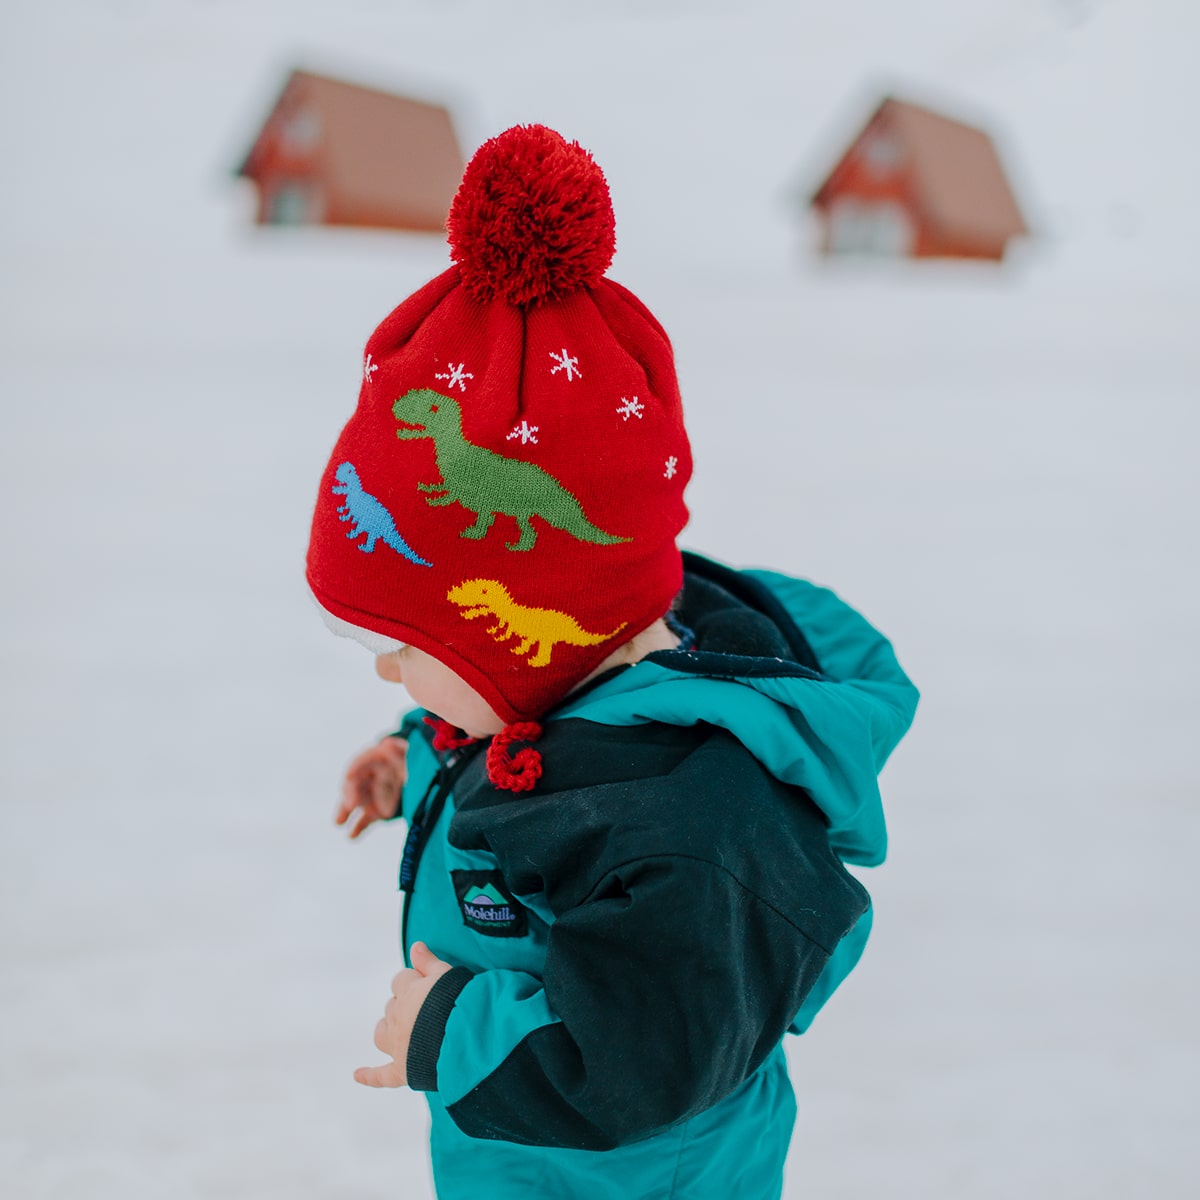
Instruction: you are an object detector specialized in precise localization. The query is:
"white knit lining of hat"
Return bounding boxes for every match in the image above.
[311,593,406,656]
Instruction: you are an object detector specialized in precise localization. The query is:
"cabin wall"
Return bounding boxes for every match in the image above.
[323,198,449,233]
[248,86,327,226]
[253,167,448,232]
[257,179,326,225]
[249,136,449,233]
[913,225,1007,261]
[817,165,1012,262]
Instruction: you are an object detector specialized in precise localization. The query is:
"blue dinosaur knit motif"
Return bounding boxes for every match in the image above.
[332,462,432,566]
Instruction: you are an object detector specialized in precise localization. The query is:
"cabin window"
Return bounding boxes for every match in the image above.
[862,133,902,175]
[281,107,320,153]
[828,199,914,256]
[267,181,321,225]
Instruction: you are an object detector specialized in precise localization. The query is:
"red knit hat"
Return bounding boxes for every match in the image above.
[307,125,692,733]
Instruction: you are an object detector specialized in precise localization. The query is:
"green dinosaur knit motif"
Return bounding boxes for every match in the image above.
[392,389,631,552]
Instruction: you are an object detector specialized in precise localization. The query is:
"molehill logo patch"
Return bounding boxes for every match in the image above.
[451,870,529,938]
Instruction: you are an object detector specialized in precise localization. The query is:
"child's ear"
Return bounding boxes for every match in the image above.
[375,653,404,683]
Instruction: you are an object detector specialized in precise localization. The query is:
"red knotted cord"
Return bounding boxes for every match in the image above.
[422,716,477,753]
[486,721,544,793]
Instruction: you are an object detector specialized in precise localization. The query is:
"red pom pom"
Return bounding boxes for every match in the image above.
[448,125,615,306]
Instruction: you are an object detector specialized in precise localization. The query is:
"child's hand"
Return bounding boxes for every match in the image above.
[354,942,453,1088]
[335,736,409,839]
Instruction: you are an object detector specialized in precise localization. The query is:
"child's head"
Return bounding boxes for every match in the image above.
[307,125,692,746]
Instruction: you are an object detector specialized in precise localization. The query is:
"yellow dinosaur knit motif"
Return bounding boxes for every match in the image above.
[446,579,627,668]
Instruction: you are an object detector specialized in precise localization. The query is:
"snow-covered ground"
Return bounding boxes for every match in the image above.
[2,2,1197,1196]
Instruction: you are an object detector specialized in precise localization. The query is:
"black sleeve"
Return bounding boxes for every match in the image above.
[407,967,474,1091]
[441,853,843,1150]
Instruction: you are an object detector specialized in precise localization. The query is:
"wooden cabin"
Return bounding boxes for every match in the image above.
[809,96,1028,261]
[236,69,464,233]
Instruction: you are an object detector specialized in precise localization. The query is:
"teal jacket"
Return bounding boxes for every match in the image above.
[392,553,918,1187]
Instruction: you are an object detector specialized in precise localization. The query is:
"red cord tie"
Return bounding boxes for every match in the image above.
[486,721,544,793]
[423,716,477,753]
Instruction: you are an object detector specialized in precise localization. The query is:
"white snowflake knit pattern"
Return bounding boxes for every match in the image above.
[664,456,678,479]
[363,353,378,384]
[435,362,474,392]
[506,420,539,445]
[549,349,581,381]
[616,396,645,421]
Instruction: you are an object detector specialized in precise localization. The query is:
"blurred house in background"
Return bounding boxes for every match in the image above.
[809,95,1027,261]
[235,69,463,233]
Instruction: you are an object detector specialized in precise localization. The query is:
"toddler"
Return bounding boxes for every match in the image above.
[307,125,917,1200]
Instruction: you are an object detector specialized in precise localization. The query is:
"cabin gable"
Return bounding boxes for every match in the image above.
[814,107,921,256]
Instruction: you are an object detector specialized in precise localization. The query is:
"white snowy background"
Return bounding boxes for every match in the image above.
[2,1,1197,1196]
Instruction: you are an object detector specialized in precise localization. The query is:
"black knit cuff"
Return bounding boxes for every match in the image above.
[406,966,474,1092]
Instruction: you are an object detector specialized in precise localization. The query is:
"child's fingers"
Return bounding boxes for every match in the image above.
[347,808,376,839]
[335,740,406,831]
[353,1061,405,1088]
[409,942,433,975]
[409,941,447,977]
[336,762,379,823]
[380,736,409,764]
[334,795,354,825]
[337,786,394,838]
[368,769,396,819]
[334,794,359,826]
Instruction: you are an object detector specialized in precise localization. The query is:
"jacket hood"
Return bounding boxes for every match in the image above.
[550,552,918,866]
